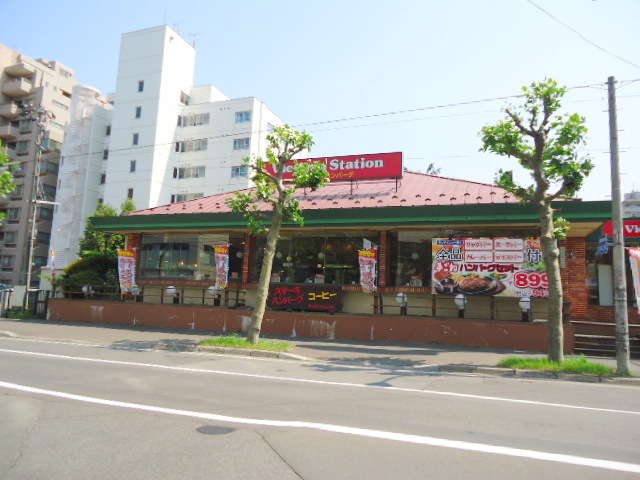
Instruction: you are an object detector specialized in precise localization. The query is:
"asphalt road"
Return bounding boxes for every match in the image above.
[1,336,639,480]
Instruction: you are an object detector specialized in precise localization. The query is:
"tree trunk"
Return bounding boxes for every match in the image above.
[539,202,564,363]
[246,210,283,344]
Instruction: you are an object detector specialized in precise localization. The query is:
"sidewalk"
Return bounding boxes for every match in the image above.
[0,318,638,384]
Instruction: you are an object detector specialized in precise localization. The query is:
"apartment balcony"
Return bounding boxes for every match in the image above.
[0,103,20,119]
[4,62,36,78]
[0,124,19,141]
[2,78,33,98]
[41,138,63,153]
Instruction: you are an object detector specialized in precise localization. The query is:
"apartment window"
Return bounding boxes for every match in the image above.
[231,166,249,178]
[43,184,56,200]
[16,141,29,155]
[132,133,139,145]
[173,166,205,179]
[58,68,71,78]
[105,125,111,136]
[1,256,15,270]
[34,256,48,267]
[235,111,252,123]
[38,208,54,220]
[52,100,69,111]
[179,91,190,105]
[3,231,17,246]
[10,184,23,199]
[127,188,134,199]
[130,160,136,172]
[175,138,208,152]
[100,173,106,184]
[178,113,210,127]
[135,106,142,118]
[61,90,71,99]
[170,192,203,203]
[7,208,20,222]
[103,149,109,160]
[18,119,32,132]
[12,163,25,177]
[138,80,144,92]
[98,198,104,204]
[50,121,64,130]
[36,231,51,244]
[233,138,250,150]
[267,123,275,133]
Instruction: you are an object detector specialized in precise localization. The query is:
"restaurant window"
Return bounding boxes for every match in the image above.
[586,242,637,308]
[140,233,244,281]
[250,231,378,285]
[388,231,434,287]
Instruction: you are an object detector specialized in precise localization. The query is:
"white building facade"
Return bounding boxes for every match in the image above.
[48,25,287,275]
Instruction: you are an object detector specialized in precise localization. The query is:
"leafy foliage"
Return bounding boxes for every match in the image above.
[57,252,119,297]
[0,143,16,224]
[79,200,136,254]
[480,78,594,206]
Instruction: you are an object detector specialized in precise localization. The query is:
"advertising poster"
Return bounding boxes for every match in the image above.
[214,245,229,289]
[628,248,640,312]
[431,238,548,298]
[117,249,136,294]
[359,249,377,294]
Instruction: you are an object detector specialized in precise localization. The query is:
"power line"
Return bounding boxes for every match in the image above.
[526,0,640,70]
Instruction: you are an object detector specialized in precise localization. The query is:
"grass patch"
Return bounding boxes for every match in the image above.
[198,333,293,352]
[498,355,616,376]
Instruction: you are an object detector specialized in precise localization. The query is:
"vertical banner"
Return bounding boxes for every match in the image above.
[50,250,56,281]
[359,249,377,294]
[214,245,229,289]
[628,248,640,312]
[117,249,137,294]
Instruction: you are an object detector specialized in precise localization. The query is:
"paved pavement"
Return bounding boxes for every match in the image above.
[0,317,638,384]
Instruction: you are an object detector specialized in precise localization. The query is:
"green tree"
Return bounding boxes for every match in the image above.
[479,78,594,363]
[80,199,136,255]
[227,125,329,343]
[0,143,16,224]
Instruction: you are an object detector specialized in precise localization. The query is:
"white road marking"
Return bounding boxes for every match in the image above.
[1,380,639,474]
[0,347,638,416]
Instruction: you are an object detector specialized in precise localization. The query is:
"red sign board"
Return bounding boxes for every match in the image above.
[266,152,403,182]
[603,221,640,238]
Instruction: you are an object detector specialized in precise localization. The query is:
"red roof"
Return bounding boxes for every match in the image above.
[127,171,517,217]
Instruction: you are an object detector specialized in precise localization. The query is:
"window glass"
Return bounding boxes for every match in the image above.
[251,231,378,284]
[140,233,244,281]
[233,138,250,150]
[388,231,434,287]
[235,111,252,123]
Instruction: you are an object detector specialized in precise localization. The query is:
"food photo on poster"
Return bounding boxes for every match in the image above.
[431,238,548,298]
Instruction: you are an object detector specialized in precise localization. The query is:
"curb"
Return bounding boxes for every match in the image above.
[437,364,640,386]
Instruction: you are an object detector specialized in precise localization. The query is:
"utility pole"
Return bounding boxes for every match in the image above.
[607,76,631,375]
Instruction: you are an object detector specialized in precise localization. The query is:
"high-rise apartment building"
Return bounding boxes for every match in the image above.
[48,25,288,275]
[0,45,79,287]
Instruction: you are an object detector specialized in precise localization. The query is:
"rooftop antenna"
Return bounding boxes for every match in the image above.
[189,33,202,47]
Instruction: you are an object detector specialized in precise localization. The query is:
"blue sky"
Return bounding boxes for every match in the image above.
[4,0,640,200]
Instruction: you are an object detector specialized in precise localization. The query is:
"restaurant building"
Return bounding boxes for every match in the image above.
[48,153,615,353]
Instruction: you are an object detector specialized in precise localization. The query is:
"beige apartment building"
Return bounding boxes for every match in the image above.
[0,44,78,287]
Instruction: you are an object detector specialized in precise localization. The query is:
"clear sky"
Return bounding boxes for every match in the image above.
[3,0,639,201]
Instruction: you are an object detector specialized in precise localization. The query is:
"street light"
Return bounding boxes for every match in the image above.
[454,294,467,318]
[518,296,531,322]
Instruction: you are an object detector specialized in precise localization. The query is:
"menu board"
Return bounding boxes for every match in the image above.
[431,238,548,298]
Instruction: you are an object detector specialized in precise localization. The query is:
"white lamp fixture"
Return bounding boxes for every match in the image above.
[519,296,531,322]
[454,294,467,318]
[166,286,177,297]
[395,292,408,315]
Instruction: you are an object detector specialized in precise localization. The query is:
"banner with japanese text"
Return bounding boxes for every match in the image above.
[359,249,377,294]
[214,245,229,289]
[628,248,640,313]
[431,238,548,298]
[117,249,136,294]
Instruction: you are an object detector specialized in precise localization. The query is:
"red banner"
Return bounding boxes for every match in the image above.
[266,152,403,182]
[359,249,377,294]
[117,249,136,294]
[214,245,229,290]
[603,221,640,238]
